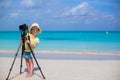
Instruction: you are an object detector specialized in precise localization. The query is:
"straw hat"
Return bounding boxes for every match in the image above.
[29,23,41,34]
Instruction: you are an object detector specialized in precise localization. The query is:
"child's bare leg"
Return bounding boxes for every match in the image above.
[29,59,34,76]
[26,59,34,77]
[25,59,31,77]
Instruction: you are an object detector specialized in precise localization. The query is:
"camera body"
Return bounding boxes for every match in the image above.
[19,24,28,31]
[19,24,29,42]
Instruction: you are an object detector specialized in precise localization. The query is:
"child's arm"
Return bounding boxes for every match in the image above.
[26,40,38,48]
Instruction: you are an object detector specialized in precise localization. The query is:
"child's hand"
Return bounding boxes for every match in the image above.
[26,40,30,43]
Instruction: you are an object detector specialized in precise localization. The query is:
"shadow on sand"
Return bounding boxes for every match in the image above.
[8,67,43,80]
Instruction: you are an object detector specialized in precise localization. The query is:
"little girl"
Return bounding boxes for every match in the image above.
[24,23,41,77]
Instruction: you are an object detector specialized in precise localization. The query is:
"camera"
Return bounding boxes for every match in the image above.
[19,24,28,31]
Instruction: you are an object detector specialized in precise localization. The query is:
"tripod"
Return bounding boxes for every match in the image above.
[6,33,45,80]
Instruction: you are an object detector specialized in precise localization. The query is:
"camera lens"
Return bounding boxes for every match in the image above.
[19,24,28,31]
[19,25,23,30]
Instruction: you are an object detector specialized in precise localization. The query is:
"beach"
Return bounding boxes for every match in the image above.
[0,0,120,79]
[0,50,120,80]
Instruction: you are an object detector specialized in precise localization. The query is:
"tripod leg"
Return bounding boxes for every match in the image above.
[6,43,21,80]
[27,43,46,79]
[20,51,24,74]
[32,53,46,79]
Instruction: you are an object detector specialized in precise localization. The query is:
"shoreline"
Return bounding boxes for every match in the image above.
[0,50,120,56]
[0,50,120,60]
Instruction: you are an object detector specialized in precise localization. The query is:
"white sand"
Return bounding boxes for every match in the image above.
[0,57,120,80]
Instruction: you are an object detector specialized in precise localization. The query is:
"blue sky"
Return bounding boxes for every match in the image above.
[0,0,120,31]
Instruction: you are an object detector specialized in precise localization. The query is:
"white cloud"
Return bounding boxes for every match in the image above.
[60,1,118,26]
[20,0,45,9]
[62,2,90,16]
[21,0,34,8]
[70,2,89,15]
[9,12,19,18]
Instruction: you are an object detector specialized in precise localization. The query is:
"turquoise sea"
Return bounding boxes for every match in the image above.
[0,31,120,52]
